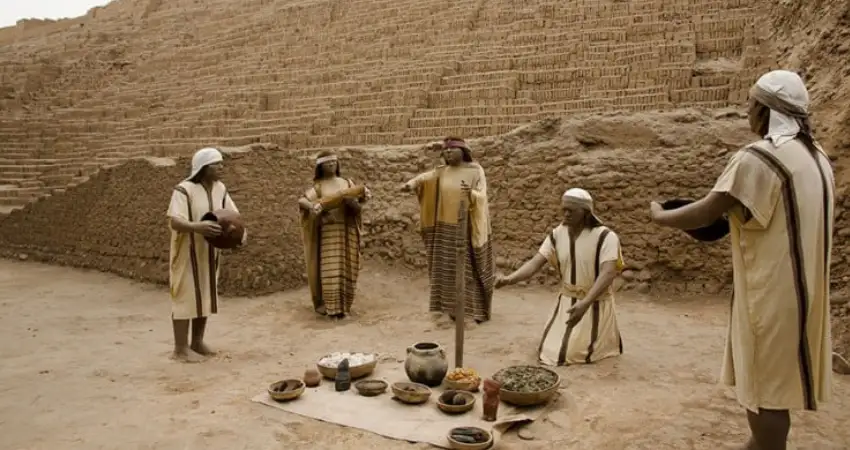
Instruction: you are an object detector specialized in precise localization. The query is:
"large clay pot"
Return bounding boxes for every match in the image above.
[201,209,246,249]
[404,342,449,387]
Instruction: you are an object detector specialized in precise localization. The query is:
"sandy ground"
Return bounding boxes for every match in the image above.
[0,260,848,450]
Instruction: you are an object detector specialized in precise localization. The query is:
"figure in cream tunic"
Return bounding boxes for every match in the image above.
[536,224,624,366]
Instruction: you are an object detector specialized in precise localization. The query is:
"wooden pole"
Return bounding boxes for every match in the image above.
[454,184,469,368]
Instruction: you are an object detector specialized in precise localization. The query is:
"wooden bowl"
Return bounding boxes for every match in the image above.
[391,381,431,404]
[661,198,730,242]
[446,426,493,449]
[354,379,388,397]
[201,209,245,249]
[268,379,305,402]
[493,365,561,407]
[316,352,378,380]
[437,390,475,414]
[444,376,481,392]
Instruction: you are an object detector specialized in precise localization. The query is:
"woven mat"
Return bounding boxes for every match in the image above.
[252,363,558,448]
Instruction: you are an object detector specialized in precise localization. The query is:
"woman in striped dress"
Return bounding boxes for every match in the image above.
[299,151,371,319]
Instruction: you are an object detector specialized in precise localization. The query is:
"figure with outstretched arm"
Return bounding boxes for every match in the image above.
[400,137,495,324]
[496,188,624,366]
[649,70,835,450]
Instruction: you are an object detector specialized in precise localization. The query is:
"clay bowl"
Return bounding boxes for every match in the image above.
[316,352,378,380]
[446,426,493,450]
[354,379,388,397]
[268,379,306,402]
[437,390,476,414]
[391,381,432,404]
[444,376,481,392]
[660,198,730,242]
[201,209,245,249]
[493,365,561,407]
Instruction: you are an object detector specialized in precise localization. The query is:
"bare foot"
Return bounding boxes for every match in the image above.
[190,342,216,356]
[171,348,205,363]
[446,314,478,330]
[434,314,454,330]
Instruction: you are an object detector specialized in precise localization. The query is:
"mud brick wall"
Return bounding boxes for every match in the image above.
[0,0,776,210]
[0,146,309,295]
[2,111,814,297]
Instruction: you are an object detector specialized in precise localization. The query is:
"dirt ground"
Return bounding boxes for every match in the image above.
[0,260,848,450]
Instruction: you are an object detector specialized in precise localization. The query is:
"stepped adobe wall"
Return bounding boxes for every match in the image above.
[1,0,849,364]
[0,111,806,297]
[0,0,773,211]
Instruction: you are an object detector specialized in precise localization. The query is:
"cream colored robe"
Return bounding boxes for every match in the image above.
[712,138,834,412]
[537,224,625,366]
[167,180,240,320]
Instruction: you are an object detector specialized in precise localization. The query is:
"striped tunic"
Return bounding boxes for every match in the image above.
[712,138,834,412]
[408,163,495,322]
[167,180,239,319]
[300,177,362,316]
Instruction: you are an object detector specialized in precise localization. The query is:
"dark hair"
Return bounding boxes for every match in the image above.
[442,136,473,163]
[188,165,209,184]
[585,213,602,228]
[751,101,771,137]
[793,114,823,157]
[313,151,341,180]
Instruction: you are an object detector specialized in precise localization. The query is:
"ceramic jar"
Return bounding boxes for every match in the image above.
[404,342,449,387]
[303,369,321,387]
[482,378,501,421]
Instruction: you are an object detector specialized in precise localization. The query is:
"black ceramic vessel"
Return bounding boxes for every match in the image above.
[661,198,730,242]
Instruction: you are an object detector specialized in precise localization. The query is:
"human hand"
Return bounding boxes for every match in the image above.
[494,274,511,289]
[565,300,592,327]
[400,183,412,193]
[362,186,372,201]
[311,203,323,215]
[649,201,664,223]
[194,221,222,238]
[423,141,444,151]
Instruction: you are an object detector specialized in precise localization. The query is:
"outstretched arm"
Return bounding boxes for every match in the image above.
[651,192,737,230]
[402,169,437,192]
[496,253,547,287]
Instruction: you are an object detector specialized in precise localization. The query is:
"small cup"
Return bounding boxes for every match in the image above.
[303,368,321,387]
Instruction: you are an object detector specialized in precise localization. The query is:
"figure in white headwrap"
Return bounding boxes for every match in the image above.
[496,188,625,366]
[650,70,835,449]
[167,147,246,363]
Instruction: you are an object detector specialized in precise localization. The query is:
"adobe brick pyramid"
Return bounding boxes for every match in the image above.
[0,0,771,212]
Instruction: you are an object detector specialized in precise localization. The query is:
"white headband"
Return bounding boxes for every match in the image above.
[316,155,338,165]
